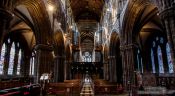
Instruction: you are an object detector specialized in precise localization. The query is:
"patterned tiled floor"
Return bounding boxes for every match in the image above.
[80,82,94,96]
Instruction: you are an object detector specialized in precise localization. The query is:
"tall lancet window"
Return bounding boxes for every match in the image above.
[17,49,22,75]
[151,49,156,73]
[157,46,164,73]
[137,50,143,73]
[8,42,15,75]
[166,43,174,73]
[0,44,6,74]
[30,57,35,75]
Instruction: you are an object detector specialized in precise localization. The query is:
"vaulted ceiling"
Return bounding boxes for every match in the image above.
[70,0,104,22]
[70,0,105,53]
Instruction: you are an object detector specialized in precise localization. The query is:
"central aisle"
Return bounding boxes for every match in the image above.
[80,75,94,96]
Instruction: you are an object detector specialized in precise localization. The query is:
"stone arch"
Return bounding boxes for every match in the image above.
[109,31,122,83]
[121,0,159,44]
[120,0,167,88]
[18,0,52,44]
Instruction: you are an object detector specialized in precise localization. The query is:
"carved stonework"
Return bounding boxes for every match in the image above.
[160,6,175,19]
[0,9,13,49]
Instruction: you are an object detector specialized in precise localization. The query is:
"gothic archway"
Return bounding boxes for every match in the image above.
[120,0,163,88]
[109,31,122,83]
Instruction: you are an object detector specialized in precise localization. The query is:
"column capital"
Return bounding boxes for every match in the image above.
[120,43,138,51]
[34,44,53,51]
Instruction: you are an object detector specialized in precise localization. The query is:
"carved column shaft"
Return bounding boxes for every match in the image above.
[109,56,117,82]
[65,60,71,80]
[159,2,175,73]
[103,62,109,80]
[54,56,65,82]
[120,44,137,90]
[34,44,53,83]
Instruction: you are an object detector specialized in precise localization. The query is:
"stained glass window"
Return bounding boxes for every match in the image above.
[8,42,15,75]
[17,49,22,75]
[157,46,164,73]
[83,52,92,62]
[8,39,10,43]
[30,57,35,75]
[166,43,174,73]
[153,41,156,47]
[151,49,156,73]
[137,50,143,73]
[0,44,6,74]
[160,37,164,44]
[156,37,159,41]
[140,57,143,73]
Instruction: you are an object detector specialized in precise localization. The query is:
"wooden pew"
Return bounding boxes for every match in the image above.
[64,79,81,95]
[46,83,70,96]
[0,84,41,96]
[46,81,81,96]
[0,80,30,90]
[94,79,124,95]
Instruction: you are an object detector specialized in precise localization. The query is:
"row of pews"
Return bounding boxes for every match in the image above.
[0,77,33,90]
[46,79,125,95]
[46,79,81,96]
[94,79,124,95]
[0,84,41,96]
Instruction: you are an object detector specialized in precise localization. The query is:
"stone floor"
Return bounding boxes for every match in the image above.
[80,75,94,96]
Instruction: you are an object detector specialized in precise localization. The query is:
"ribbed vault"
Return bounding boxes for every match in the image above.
[70,0,104,53]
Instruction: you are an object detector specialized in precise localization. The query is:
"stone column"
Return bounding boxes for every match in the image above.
[64,60,71,80]
[109,56,117,82]
[53,55,65,82]
[34,44,53,83]
[0,9,13,49]
[156,0,175,73]
[103,61,109,80]
[120,43,137,90]
[108,57,112,81]
[66,60,71,80]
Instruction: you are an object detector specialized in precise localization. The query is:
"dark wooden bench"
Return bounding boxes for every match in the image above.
[94,79,124,95]
[0,84,40,96]
[46,82,81,96]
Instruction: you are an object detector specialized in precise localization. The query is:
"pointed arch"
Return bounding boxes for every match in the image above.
[109,31,122,83]
[121,0,159,44]
[20,0,52,44]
